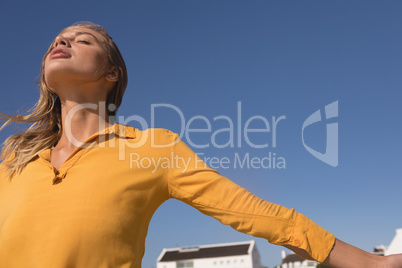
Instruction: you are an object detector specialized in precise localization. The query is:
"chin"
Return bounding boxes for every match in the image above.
[44,71,69,91]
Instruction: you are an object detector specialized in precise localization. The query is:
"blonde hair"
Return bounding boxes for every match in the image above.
[0,21,128,177]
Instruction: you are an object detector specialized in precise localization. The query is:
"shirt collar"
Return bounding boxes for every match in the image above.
[97,123,136,139]
[37,123,136,161]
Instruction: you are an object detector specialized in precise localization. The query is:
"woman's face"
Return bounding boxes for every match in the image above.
[44,27,109,90]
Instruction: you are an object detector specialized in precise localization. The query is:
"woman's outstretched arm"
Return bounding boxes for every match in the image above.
[286,238,402,268]
[165,134,401,266]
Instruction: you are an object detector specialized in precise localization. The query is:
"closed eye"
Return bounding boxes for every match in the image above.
[77,40,90,44]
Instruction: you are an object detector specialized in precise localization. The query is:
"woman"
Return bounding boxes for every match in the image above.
[0,21,400,268]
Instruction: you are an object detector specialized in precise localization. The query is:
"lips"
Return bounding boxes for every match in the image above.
[49,47,71,59]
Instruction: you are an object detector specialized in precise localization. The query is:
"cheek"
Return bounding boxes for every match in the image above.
[87,52,109,75]
[89,52,105,64]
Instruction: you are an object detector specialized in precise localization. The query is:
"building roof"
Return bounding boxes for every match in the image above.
[282,253,305,264]
[158,241,253,262]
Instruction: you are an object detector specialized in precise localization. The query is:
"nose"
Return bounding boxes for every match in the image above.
[54,35,70,47]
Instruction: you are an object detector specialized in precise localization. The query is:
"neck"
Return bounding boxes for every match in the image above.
[56,99,113,150]
[50,78,115,150]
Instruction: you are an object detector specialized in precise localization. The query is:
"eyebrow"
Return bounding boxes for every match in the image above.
[74,31,101,43]
[57,31,101,44]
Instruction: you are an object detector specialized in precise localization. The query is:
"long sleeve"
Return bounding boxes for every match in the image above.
[166,133,335,263]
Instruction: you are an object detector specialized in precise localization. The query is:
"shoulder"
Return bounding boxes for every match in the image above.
[0,153,14,180]
[144,128,178,137]
[139,128,179,146]
[118,124,180,147]
[114,124,178,139]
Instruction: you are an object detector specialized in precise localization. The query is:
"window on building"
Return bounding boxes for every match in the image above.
[176,261,194,268]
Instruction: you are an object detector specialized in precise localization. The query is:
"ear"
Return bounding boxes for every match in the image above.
[105,66,122,82]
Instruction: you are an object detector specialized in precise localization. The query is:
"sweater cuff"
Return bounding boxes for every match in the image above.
[289,212,336,263]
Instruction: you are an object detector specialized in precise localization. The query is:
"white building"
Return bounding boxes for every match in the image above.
[276,250,318,268]
[157,240,262,268]
[385,228,402,256]
[374,228,402,256]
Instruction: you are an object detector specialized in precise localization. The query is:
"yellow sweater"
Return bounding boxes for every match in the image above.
[0,124,335,267]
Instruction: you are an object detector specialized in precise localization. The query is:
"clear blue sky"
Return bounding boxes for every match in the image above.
[1,1,402,267]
